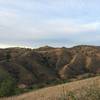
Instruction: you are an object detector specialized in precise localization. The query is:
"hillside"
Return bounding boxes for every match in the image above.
[0,45,100,96]
[2,76,100,100]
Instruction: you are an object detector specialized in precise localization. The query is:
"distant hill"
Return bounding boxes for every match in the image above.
[0,45,100,92]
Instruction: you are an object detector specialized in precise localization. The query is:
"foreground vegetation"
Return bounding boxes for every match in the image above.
[0,73,98,97]
[0,76,99,100]
[54,84,100,100]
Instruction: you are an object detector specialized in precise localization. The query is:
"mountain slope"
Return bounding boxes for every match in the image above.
[2,76,100,100]
[0,45,100,87]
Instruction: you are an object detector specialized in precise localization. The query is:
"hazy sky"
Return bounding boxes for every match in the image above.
[0,0,100,48]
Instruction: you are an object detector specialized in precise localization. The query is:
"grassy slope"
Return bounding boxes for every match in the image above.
[1,76,100,100]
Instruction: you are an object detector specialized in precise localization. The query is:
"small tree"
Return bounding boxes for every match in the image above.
[6,51,11,62]
[0,77,16,97]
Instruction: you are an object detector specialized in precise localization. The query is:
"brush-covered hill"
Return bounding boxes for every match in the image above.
[0,45,100,96]
[2,76,100,100]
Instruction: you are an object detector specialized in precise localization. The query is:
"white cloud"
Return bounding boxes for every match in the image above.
[81,22,100,30]
[0,43,15,48]
[0,0,100,48]
[35,19,100,36]
[0,11,15,17]
[0,43,32,48]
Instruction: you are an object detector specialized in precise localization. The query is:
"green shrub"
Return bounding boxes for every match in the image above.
[14,88,25,95]
[0,77,16,97]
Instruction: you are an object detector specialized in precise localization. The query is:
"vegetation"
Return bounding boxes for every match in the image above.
[0,76,99,100]
[6,51,11,62]
[0,69,24,97]
[0,77,16,97]
[57,84,100,100]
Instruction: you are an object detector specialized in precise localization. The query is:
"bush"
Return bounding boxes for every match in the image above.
[0,77,16,97]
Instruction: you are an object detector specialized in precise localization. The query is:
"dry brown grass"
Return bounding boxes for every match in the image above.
[0,76,100,100]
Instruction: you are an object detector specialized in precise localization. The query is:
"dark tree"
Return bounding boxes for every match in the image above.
[6,51,11,62]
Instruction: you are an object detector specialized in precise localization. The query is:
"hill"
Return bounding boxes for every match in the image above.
[2,76,100,100]
[0,45,100,96]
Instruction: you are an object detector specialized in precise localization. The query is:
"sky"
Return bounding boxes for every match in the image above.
[0,0,100,48]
